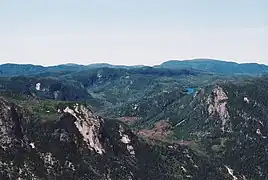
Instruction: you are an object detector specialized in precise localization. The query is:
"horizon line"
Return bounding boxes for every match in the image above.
[0,58,266,67]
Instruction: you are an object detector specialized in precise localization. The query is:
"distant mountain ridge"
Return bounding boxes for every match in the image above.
[156,59,268,75]
[0,63,146,76]
[1,59,268,76]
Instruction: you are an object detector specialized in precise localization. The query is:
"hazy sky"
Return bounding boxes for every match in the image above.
[0,0,267,66]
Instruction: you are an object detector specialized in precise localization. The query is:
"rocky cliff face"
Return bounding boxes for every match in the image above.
[166,79,268,179]
[0,97,230,180]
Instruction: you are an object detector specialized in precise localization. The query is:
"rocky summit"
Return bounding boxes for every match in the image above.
[0,61,268,179]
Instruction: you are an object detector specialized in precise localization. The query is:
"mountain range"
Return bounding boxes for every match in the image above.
[1,58,268,179]
[1,58,268,76]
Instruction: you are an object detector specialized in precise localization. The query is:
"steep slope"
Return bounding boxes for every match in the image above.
[130,76,268,179]
[0,97,229,180]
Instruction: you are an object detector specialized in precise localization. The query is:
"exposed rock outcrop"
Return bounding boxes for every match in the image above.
[207,86,231,132]
[63,105,105,155]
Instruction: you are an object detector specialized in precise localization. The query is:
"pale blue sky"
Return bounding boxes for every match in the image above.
[0,0,267,65]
